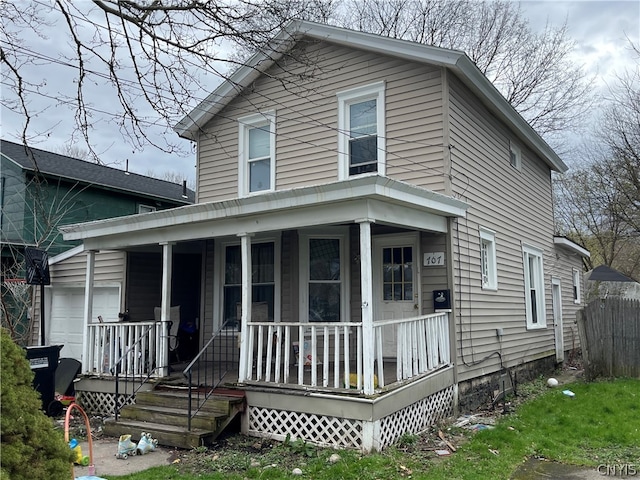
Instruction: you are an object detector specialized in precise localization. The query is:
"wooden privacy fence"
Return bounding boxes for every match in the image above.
[577,298,640,380]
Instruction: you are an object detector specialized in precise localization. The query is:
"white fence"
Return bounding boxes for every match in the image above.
[85,321,158,377]
[244,312,450,393]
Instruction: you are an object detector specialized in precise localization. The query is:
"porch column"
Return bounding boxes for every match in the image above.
[358,220,375,395]
[158,242,173,378]
[238,233,253,382]
[82,250,96,374]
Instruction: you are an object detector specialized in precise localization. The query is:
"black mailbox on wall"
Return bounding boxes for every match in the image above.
[433,289,451,310]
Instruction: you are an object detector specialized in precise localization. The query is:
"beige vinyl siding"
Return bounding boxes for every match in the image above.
[197,41,447,203]
[49,250,125,285]
[447,74,556,382]
[420,232,449,314]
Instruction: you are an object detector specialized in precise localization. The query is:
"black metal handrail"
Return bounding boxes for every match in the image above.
[183,320,238,430]
[110,324,157,421]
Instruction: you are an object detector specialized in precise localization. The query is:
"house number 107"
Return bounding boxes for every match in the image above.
[423,252,444,266]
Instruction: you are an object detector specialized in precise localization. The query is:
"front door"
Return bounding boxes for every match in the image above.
[552,278,564,362]
[373,234,419,357]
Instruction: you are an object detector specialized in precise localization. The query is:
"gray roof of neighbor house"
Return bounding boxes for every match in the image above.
[1,139,195,204]
[586,265,636,283]
[175,19,567,173]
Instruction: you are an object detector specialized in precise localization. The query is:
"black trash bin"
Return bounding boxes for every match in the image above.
[24,345,63,416]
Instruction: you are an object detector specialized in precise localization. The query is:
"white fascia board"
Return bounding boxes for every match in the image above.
[60,176,467,242]
[49,245,85,265]
[80,197,448,251]
[554,236,590,258]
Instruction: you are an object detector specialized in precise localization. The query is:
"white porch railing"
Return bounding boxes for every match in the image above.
[85,321,159,377]
[373,311,450,388]
[244,312,450,393]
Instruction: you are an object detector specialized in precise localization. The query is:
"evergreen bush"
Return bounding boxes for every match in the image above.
[1,328,73,480]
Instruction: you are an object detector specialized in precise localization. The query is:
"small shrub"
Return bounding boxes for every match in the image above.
[0,328,74,480]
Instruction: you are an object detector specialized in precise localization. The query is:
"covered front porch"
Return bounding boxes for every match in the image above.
[63,176,467,449]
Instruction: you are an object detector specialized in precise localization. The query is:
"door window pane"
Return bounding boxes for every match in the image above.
[382,246,413,302]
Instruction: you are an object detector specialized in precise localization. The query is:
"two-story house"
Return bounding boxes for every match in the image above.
[1,139,195,349]
[58,21,588,451]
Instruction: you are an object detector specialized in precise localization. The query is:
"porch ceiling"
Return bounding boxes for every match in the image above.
[60,175,468,250]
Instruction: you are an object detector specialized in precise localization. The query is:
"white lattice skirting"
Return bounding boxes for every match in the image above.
[76,390,136,417]
[377,385,455,449]
[247,385,455,451]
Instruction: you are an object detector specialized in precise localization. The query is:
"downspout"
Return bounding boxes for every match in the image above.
[446,217,459,413]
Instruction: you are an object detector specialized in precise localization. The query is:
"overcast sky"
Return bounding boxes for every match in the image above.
[1,1,638,182]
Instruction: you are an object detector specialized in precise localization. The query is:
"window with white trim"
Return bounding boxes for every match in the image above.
[300,230,348,322]
[238,112,275,196]
[509,140,522,170]
[522,244,546,329]
[223,241,276,327]
[138,204,156,214]
[337,82,385,179]
[572,268,581,304]
[479,227,497,290]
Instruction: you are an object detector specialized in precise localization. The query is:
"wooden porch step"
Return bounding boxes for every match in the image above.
[103,388,245,449]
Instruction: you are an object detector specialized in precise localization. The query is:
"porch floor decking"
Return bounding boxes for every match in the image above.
[160,359,430,395]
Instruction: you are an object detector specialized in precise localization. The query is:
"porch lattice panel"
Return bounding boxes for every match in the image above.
[247,406,364,449]
[378,385,455,449]
[76,391,135,417]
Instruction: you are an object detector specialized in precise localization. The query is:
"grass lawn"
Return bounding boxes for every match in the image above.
[104,377,639,480]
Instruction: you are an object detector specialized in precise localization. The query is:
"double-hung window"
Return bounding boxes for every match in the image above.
[479,227,497,290]
[223,241,276,328]
[238,112,275,196]
[337,82,385,179]
[300,229,348,322]
[522,244,546,329]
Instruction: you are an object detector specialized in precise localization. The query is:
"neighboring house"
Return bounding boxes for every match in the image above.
[0,139,195,348]
[58,21,589,451]
[585,265,640,302]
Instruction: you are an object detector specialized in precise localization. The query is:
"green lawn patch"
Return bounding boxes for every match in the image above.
[103,378,639,480]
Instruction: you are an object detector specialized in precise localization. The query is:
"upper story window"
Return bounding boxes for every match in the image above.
[238,112,276,196]
[509,140,522,171]
[337,82,386,180]
[479,227,497,290]
[572,268,581,304]
[522,243,546,329]
[138,204,156,214]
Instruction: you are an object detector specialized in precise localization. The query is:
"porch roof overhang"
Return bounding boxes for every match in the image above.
[60,176,467,250]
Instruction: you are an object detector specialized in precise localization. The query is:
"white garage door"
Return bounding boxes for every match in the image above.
[48,286,121,362]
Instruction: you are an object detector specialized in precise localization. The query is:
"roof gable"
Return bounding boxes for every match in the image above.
[175,19,566,173]
[1,139,195,204]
